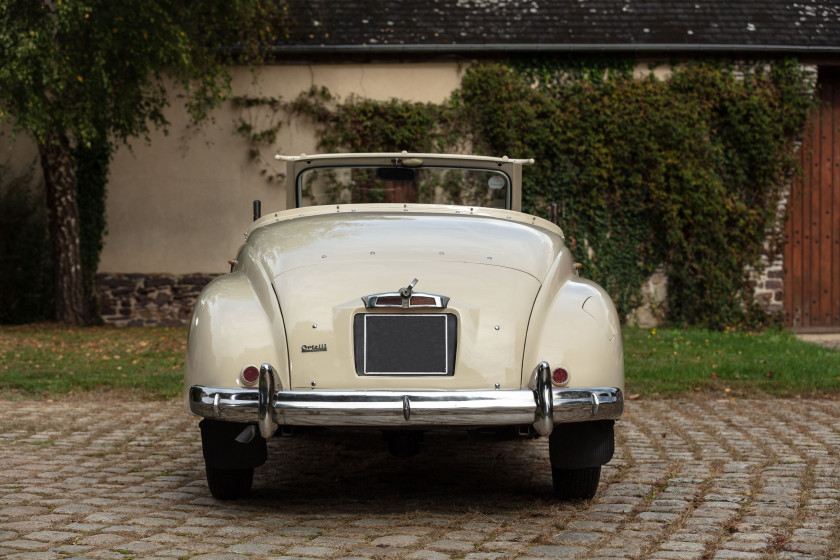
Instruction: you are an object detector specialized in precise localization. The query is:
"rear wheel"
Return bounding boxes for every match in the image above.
[199,419,266,500]
[551,466,601,500]
[206,466,254,500]
[548,420,614,500]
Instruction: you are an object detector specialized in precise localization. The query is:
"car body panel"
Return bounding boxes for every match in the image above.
[275,260,540,390]
[245,207,562,279]
[184,268,289,396]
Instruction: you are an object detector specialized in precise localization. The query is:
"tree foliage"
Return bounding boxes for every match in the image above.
[1,0,285,145]
[0,0,287,324]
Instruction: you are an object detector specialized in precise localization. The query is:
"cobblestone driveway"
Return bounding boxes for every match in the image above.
[1,398,838,560]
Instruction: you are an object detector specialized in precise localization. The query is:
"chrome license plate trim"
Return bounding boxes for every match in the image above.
[361,313,452,376]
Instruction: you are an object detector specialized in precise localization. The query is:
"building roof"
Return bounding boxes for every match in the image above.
[280,0,840,59]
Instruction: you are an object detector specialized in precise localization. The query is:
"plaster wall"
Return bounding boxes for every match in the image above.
[99,62,465,275]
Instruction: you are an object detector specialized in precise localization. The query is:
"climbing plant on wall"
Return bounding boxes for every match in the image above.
[242,59,812,329]
[453,59,812,328]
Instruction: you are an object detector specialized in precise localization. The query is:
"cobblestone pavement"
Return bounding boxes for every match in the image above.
[1,398,839,560]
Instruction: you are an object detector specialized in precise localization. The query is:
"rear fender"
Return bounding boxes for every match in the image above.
[184,246,289,414]
[522,249,624,392]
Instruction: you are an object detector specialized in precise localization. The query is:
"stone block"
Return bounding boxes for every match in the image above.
[528,545,585,558]
[145,275,175,288]
[96,272,219,326]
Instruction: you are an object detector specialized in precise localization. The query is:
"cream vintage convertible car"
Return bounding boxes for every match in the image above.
[185,153,624,500]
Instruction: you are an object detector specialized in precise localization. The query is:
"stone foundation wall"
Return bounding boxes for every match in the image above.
[752,257,785,315]
[748,159,793,319]
[97,273,220,327]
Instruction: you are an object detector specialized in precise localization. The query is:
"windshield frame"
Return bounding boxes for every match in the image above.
[278,153,533,211]
[295,164,513,209]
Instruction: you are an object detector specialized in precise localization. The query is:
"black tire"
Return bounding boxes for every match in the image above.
[551,466,601,500]
[206,466,254,500]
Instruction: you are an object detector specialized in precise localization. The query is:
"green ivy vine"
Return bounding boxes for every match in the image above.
[232,95,287,183]
[74,140,111,322]
[237,59,813,329]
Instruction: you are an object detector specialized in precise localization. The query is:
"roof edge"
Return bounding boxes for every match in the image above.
[267,43,840,58]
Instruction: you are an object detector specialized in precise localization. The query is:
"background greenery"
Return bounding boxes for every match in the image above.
[73,141,111,322]
[624,326,840,397]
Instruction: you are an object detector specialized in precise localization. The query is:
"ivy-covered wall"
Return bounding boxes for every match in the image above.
[282,59,813,329]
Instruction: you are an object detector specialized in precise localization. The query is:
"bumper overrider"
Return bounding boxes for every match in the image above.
[189,362,623,438]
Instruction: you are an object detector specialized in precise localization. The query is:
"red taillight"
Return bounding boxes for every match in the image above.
[376,296,403,306]
[241,365,259,385]
[552,367,569,386]
[409,296,435,306]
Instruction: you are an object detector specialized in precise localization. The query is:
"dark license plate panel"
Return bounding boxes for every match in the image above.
[353,313,457,376]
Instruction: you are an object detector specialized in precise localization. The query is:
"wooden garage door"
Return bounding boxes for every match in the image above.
[785,68,840,331]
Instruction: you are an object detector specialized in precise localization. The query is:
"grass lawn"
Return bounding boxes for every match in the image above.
[1,323,838,400]
[623,326,840,398]
[0,323,185,400]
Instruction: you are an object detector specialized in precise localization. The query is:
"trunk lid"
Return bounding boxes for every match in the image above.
[248,207,563,390]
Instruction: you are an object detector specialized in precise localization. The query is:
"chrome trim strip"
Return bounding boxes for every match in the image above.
[362,291,450,309]
[189,382,623,431]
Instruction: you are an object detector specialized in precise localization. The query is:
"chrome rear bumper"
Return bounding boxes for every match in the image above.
[188,362,623,438]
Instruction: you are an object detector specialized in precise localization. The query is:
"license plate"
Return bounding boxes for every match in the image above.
[354,314,457,375]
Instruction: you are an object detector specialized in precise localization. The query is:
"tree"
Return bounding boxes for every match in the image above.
[0,0,286,325]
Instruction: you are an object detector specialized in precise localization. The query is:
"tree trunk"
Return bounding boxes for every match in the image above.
[38,134,90,326]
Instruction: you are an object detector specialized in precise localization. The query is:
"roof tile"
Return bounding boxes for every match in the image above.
[283,0,840,50]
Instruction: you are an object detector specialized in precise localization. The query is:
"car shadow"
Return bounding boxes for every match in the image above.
[243,428,564,513]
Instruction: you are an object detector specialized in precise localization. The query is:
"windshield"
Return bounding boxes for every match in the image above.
[297,165,511,209]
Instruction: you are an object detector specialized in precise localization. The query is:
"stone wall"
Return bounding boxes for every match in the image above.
[97,273,220,327]
[747,154,795,319]
[751,258,785,316]
[625,268,668,328]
